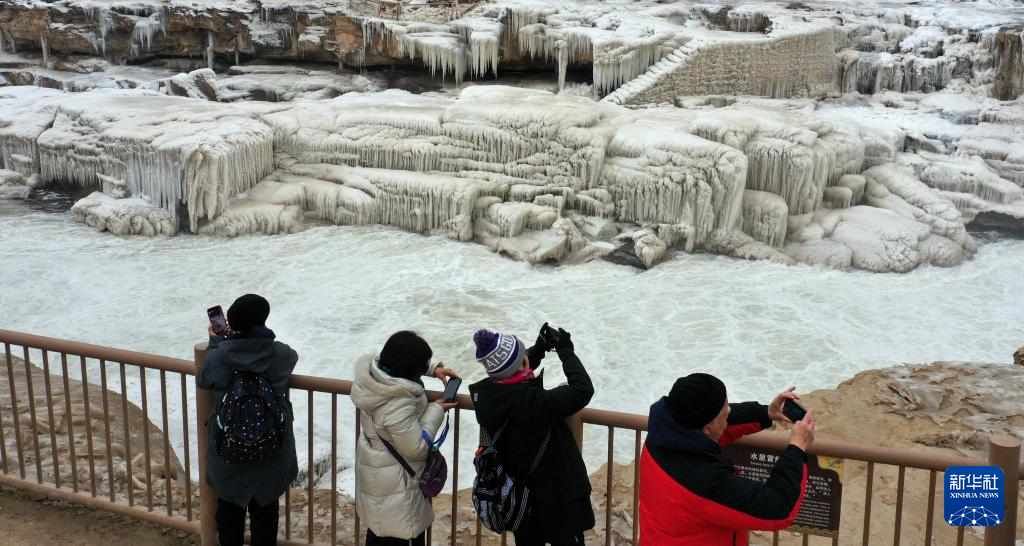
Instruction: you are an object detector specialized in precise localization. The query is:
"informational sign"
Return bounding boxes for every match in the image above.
[723,444,844,538]
[944,466,1004,527]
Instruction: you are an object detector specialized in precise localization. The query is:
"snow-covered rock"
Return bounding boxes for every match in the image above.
[2,73,1020,272]
[71,191,177,236]
[0,168,30,199]
[741,190,788,248]
[196,199,304,237]
[33,89,275,231]
[785,206,967,272]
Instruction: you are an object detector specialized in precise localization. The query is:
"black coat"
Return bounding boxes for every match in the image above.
[197,331,299,507]
[469,344,596,541]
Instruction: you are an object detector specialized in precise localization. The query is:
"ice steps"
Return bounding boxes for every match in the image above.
[602,39,704,105]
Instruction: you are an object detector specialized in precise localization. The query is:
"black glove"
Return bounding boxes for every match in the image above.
[537,323,560,352]
[534,328,551,352]
[555,328,574,353]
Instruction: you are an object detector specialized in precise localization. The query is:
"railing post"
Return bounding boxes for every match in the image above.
[984,434,1020,546]
[194,342,217,546]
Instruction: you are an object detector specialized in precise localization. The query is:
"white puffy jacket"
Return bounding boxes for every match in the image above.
[351,355,445,539]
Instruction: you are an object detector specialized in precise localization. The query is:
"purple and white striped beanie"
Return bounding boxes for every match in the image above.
[473,329,524,380]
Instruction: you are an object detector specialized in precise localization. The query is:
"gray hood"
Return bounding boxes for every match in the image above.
[216,337,279,374]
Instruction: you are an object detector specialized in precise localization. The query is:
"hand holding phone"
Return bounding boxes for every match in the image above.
[782,398,808,423]
[789,410,815,451]
[539,322,561,350]
[207,305,229,336]
[441,377,462,403]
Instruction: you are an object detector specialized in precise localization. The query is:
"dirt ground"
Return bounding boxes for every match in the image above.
[0,485,198,545]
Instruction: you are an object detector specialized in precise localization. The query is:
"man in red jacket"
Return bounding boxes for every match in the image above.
[639,373,816,546]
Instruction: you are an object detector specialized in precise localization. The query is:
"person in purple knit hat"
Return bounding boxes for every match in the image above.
[468,325,595,546]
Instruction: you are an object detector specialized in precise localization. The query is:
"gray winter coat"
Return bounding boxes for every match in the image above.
[351,355,445,539]
[197,333,299,507]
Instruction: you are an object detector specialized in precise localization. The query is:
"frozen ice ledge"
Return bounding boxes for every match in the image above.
[2,84,1024,273]
[1,0,1023,100]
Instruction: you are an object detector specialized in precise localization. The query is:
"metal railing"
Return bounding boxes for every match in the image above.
[0,328,1021,545]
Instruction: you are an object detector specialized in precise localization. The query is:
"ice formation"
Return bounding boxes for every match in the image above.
[3,77,1023,272]
[72,191,177,236]
[1,0,1024,273]
[0,168,30,199]
[0,87,275,230]
[741,190,788,248]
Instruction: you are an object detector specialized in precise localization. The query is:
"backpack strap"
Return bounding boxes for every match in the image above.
[482,421,508,447]
[526,428,551,478]
[482,421,550,477]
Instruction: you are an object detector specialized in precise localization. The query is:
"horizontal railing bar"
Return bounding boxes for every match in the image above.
[0,330,193,375]
[4,328,1023,479]
[580,407,648,429]
[735,432,992,473]
[287,374,353,396]
[0,474,198,534]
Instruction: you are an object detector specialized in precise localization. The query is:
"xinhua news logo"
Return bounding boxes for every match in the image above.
[944,466,1004,527]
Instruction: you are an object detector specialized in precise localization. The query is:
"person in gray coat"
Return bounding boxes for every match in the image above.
[197,294,298,546]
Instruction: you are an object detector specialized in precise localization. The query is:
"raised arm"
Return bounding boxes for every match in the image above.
[519,329,594,420]
[719,401,772,447]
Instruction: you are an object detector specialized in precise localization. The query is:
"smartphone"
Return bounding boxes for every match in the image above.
[207,305,229,336]
[783,398,807,423]
[441,377,463,403]
[540,322,561,347]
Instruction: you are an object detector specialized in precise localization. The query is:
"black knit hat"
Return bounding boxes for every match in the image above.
[227,294,270,333]
[666,373,727,429]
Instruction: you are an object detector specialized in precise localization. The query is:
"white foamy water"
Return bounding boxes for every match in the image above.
[3,200,1023,487]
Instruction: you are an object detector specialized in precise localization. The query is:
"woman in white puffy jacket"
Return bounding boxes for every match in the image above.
[351,331,459,545]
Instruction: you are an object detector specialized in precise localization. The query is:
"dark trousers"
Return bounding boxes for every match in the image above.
[216,497,280,546]
[512,521,585,546]
[365,529,426,546]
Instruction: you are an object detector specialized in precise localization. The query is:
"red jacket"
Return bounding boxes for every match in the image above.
[639,400,807,546]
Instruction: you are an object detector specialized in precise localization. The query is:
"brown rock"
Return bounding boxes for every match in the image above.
[992,27,1024,101]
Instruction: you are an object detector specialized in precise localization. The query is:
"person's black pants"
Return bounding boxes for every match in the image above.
[512,519,585,546]
[216,497,280,546]
[365,529,426,545]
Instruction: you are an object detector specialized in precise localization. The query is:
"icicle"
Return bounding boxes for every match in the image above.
[207,31,215,70]
[98,7,111,56]
[235,49,240,66]
[557,41,567,91]
[464,25,500,78]
[132,12,164,53]
[40,37,50,68]
[0,26,7,54]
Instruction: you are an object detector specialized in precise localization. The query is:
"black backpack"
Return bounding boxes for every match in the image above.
[213,370,287,463]
[472,423,550,533]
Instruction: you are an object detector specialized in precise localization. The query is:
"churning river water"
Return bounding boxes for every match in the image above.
[2,200,1022,484]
